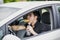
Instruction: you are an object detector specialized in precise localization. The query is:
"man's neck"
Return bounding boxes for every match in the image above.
[32,20,37,28]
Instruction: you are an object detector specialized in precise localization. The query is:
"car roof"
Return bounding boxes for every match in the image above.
[0,1,60,27]
[0,1,60,8]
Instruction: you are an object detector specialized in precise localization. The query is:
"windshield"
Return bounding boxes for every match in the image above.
[0,7,20,21]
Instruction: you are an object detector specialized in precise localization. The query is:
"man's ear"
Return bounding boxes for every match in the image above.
[35,16,38,19]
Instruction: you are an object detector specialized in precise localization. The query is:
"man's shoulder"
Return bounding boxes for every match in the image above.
[41,23,51,31]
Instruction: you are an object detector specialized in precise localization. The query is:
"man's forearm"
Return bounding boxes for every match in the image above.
[11,25,26,31]
[18,26,26,30]
[31,30,38,36]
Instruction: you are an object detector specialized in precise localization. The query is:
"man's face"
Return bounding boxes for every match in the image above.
[27,13,35,24]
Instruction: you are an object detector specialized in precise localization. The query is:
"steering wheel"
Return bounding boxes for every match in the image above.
[8,26,16,35]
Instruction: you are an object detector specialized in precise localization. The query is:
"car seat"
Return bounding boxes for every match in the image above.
[42,12,50,24]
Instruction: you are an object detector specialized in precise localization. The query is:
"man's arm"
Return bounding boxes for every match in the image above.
[9,25,26,31]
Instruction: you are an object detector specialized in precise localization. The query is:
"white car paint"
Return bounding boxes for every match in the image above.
[25,29,60,40]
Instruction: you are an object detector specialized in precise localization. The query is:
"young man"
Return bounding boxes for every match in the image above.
[24,11,51,37]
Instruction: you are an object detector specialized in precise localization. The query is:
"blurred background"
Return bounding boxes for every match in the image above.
[0,0,60,4]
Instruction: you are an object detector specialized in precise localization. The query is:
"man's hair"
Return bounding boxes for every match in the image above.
[33,10,41,22]
[23,10,41,22]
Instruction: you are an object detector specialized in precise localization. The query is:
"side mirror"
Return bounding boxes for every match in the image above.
[0,29,3,40]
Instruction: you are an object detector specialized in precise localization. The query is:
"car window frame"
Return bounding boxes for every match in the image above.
[55,4,60,28]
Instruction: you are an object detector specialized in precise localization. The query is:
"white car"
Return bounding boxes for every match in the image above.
[0,1,60,40]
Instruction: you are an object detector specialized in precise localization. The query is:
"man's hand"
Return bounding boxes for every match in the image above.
[26,25,38,36]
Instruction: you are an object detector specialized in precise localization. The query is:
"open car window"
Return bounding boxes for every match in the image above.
[3,6,53,40]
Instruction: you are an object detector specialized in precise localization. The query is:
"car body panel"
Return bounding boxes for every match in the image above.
[0,1,60,8]
[23,29,60,40]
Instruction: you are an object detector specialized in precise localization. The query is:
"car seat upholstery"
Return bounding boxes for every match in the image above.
[42,12,50,24]
[42,12,51,30]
